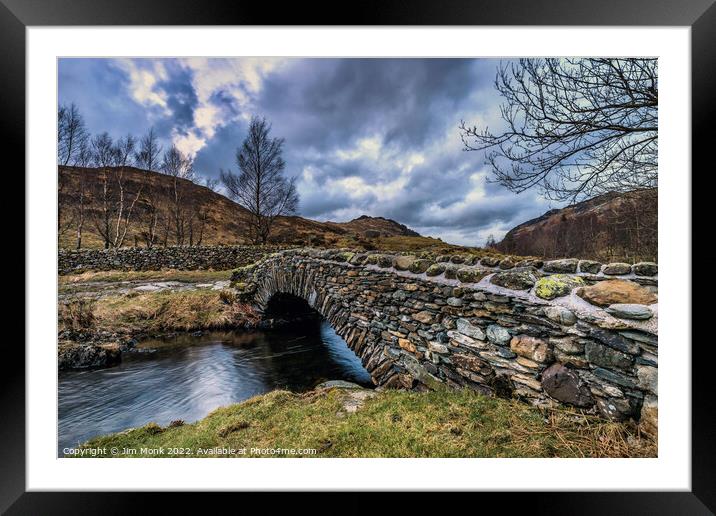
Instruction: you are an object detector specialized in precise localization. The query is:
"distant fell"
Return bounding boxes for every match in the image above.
[495,189,657,263]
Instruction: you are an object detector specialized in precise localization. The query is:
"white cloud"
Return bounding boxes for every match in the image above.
[172,129,206,158]
[179,57,287,146]
[114,59,169,112]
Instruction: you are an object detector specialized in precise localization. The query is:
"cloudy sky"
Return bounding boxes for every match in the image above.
[58,58,558,246]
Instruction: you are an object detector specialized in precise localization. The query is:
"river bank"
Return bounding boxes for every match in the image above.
[58,269,262,370]
[74,383,656,458]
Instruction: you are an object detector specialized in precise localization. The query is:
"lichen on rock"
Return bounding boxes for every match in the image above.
[534,274,585,300]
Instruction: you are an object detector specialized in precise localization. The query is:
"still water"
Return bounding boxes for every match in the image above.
[58,320,372,454]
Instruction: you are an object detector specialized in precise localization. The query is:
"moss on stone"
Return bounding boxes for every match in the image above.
[425,263,446,277]
[408,259,432,274]
[534,275,585,300]
[456,267,488,284]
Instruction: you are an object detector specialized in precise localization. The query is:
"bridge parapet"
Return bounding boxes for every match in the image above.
[232,248,658,434]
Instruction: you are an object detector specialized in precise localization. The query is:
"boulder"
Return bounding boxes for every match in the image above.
[377,255,394,268]
[456,267,487,283]
[456,318,486,340]
[425,263,446,277]
[443,265,458,279]
[480,256,501,267]
[577,279,657,307]
[633,262,658,276]
[606,303,653,320]
[408,259,432,274]
[510,335,553,363]
[451,353,492,375]
[541,363,594,407]
[534,274,585,300]
[394,255,416,271]
[58,343,121,370]
[486,324,511,346]
[543,258,578,273]
[578,260,602,274]
[413,311,436,324]
[544,306,577,326]
[584,341,634,370]
[603,262,632,275]
[498,258,515,270]
[490,267,540,290]
[515,258,544,269]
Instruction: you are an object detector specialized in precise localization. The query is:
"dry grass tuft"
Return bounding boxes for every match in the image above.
[58,298,96,331]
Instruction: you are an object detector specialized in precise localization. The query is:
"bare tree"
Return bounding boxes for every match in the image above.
[134,127,163,172]
[58,103,89,242]
[89,132,143,248]
[58,103,89,166]
[115,134,137,167]
[220,116,299,244]
[460,58,658,202]
[160,144,195,246]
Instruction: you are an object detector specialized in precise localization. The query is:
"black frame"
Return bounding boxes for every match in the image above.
[5,0,714,512]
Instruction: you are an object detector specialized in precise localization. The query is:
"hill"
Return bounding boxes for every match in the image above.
[58,166,443,251]
[326,215,421,238]
[495,189,657,262]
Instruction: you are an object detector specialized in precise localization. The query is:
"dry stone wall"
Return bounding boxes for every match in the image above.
[232,248,658,431]
[58,245,288,275]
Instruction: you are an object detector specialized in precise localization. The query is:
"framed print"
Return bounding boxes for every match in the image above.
[6,0,715,511]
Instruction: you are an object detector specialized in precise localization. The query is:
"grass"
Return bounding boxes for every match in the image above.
[59,288,259,335]
[59,268,232,284]
[77,387,656,458]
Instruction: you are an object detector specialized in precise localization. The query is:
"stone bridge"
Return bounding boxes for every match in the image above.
[232,248,658,432]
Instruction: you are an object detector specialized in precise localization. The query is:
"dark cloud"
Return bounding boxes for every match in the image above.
[155,63,198,136]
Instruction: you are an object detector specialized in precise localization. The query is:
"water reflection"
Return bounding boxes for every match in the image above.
[58,320,372,454]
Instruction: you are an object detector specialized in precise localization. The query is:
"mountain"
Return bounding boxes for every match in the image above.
[495,189,657,262]
[58,166,429,250]
[326,215,421,238]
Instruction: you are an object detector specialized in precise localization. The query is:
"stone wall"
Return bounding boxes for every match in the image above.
[232,248,658,432]
[58,245,287,275]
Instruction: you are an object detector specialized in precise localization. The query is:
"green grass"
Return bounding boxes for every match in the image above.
[77,387,656,458]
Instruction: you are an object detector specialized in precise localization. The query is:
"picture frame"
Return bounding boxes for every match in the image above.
[6,0,713,511]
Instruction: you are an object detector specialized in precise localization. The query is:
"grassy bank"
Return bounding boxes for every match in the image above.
[59,287,257,335]
[78,387,656,458]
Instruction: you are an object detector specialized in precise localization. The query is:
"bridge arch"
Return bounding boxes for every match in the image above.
[246,260,398,387]
[231,248,658,426]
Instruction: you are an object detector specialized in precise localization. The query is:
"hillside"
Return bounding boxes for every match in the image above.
[58,166,438,251]
[325,215,420,238]
[495,189,657,262]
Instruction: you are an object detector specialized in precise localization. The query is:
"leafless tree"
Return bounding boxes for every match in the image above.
[89,132,143,248]
[220,116,299,244]
[58,103,89,166]
[115,134,137,167]
[58,103,89,241]
[160,144,195,246]
[460,58,658,202]
[134,127,163,172]
[138,185,162,248]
